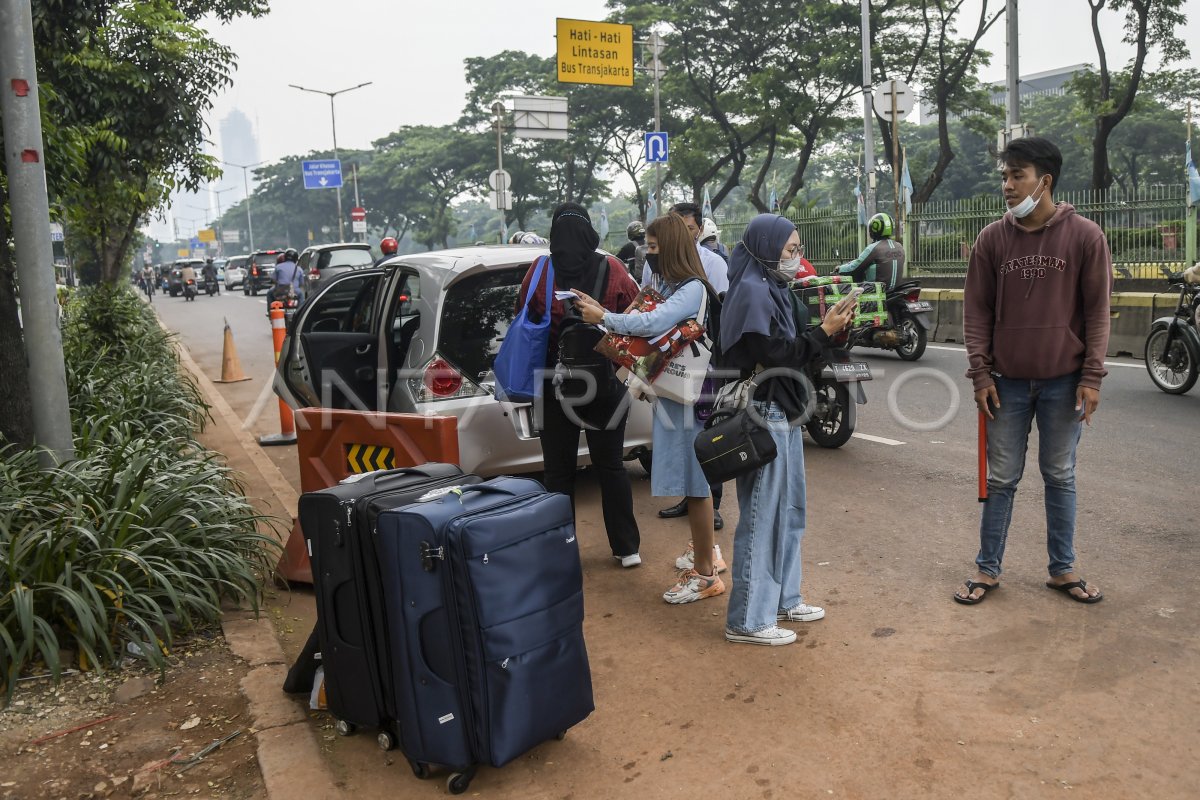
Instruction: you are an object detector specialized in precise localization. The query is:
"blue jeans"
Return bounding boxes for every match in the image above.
[726,402,807,634]
[977,372,1084,579]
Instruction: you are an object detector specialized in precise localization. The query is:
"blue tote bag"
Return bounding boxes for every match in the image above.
[494,256,553,403]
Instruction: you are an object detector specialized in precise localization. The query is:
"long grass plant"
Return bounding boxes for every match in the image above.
[1,285,280,699]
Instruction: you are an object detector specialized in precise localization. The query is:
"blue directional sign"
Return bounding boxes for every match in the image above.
[302,159,343,190]
[644,132,669,164]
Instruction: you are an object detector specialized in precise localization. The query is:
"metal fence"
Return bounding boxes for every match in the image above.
[712,184,1194,279]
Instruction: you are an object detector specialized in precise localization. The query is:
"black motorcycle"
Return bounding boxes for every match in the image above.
[843,280,933,361]
[182,278,196,301]
[267,285,300,327]
[803,343,871,448]
[1144,266,1200,395]
[203,275,219,296]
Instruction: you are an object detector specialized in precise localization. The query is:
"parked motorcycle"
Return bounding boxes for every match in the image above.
[1144,265,1200,395]
[803,344,871,448]
[843,280,933,361]
[182,278,196,301]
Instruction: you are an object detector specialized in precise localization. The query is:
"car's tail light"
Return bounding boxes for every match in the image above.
[409,354,488,402]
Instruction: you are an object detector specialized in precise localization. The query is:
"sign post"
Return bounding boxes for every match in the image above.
[873,79,914,233]
[556,18,634,87]
[302,159,343,190]
[350,206,366,235]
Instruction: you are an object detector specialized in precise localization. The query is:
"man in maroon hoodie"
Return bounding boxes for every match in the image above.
[955,137,1111,606]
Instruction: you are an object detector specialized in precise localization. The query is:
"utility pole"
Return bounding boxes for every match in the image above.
[222,159,265,253]
[289,82,372,242]
[860,0,877,218]
[0,0,74,466]
[492,101,507,243]
[1005,0,1020,130]
[648,31,664,205]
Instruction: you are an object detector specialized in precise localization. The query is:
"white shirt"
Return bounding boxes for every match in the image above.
[642,242,729,295]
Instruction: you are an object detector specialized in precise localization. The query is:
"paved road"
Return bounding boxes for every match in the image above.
[157,290,1200,799]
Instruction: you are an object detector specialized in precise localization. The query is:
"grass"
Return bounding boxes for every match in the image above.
[0,285,281,699]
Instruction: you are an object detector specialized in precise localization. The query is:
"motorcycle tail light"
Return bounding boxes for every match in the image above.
[410,354,488,402]
[905,289,921,302]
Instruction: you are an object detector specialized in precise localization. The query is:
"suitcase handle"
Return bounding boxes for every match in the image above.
[451,484,522,500]
[372,466,448,487]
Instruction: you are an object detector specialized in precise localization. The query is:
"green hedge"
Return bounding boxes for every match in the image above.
[1,286,280,699]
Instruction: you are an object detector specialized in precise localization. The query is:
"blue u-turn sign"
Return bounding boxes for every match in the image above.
[644,132,669,164]
[302,159,343,190]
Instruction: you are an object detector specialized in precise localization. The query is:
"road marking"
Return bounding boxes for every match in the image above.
[924,342,1142,369]
[852,432,906,446]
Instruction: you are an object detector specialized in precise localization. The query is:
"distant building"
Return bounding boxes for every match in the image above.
[220,109,261,204]
[918,64,1092,124]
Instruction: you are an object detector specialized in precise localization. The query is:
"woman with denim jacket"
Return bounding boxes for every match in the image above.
[718,214,854,646]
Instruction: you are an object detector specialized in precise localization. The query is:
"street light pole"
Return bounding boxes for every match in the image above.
[289,82,372,242]
[221,159,266,253]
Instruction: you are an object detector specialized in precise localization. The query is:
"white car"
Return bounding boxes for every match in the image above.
[272,245,654,476]
[223,255,249,289]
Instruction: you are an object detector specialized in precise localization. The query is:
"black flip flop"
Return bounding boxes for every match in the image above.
[953,579,999,605]
[1046,579,1103,604]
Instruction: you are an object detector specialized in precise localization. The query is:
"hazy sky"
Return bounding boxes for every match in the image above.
[201,0,1200,171]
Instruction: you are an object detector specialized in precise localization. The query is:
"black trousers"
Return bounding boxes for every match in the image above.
[538,390,641,558]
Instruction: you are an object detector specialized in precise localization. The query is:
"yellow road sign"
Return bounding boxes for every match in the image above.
[556,18,634,87]
[177,248,189,257]
[346,443,395,474]
[198,228,216,243]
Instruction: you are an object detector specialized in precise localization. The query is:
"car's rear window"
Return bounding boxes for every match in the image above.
[437,266,527,383]
[320,249,373,270]
[227,257,248,269]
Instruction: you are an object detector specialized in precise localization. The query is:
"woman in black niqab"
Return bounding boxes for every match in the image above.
[549,202,606,291]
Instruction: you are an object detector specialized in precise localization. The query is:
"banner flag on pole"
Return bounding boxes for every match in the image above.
[599,208,610,241]
[769,188,778,213]
[646,190,657,221]
[901,151,914,214]
[702,186,712,220]
[854,183,867,225]
[1188,140,1200,207]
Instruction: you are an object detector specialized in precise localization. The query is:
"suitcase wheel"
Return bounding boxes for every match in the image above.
[376,731,396,751]
[447,771,473,795]
[334,719,355,737]
[408,759,431,779]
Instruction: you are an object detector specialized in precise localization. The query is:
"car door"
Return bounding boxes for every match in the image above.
[275,269,386,411]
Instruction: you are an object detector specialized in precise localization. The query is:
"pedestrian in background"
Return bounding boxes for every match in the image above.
[719,213,853,645]
[574,213,724,604]
[517,202,643,568]
[956,136,1111,605]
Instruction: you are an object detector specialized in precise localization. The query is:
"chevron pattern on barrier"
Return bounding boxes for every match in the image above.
[345,443,396,473]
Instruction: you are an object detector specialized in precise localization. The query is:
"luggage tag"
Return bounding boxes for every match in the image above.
[415,485,463,503]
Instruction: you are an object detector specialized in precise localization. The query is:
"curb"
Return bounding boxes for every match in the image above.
[158,309,340,799]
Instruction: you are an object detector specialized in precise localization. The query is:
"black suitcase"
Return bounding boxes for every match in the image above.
[297,464,481,744]
[375,477,594,793]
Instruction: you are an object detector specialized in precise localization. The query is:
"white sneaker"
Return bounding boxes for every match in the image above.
[674,542,728,573]
[615,553,642,568]
[725,626,797,646]
[778,604,825,622]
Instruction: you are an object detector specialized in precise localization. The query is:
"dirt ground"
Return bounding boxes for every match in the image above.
[0,631,266,800]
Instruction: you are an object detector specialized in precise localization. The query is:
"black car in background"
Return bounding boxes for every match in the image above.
[244,249,282,295]
[299,242,374,294]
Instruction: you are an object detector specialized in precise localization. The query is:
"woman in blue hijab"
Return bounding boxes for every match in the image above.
[720,214,855,646]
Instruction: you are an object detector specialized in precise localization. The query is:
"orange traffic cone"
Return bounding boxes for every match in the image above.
[214,319,252,383]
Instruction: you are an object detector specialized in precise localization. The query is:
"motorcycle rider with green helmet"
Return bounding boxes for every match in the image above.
[835,212,905,290]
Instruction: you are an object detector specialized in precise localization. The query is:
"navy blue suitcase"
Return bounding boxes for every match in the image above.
[374,477,594,793]
[297,464,481,744]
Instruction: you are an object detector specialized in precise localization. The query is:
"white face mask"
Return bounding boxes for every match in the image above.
[1010,178,1048,219]
[780,256,801,272]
